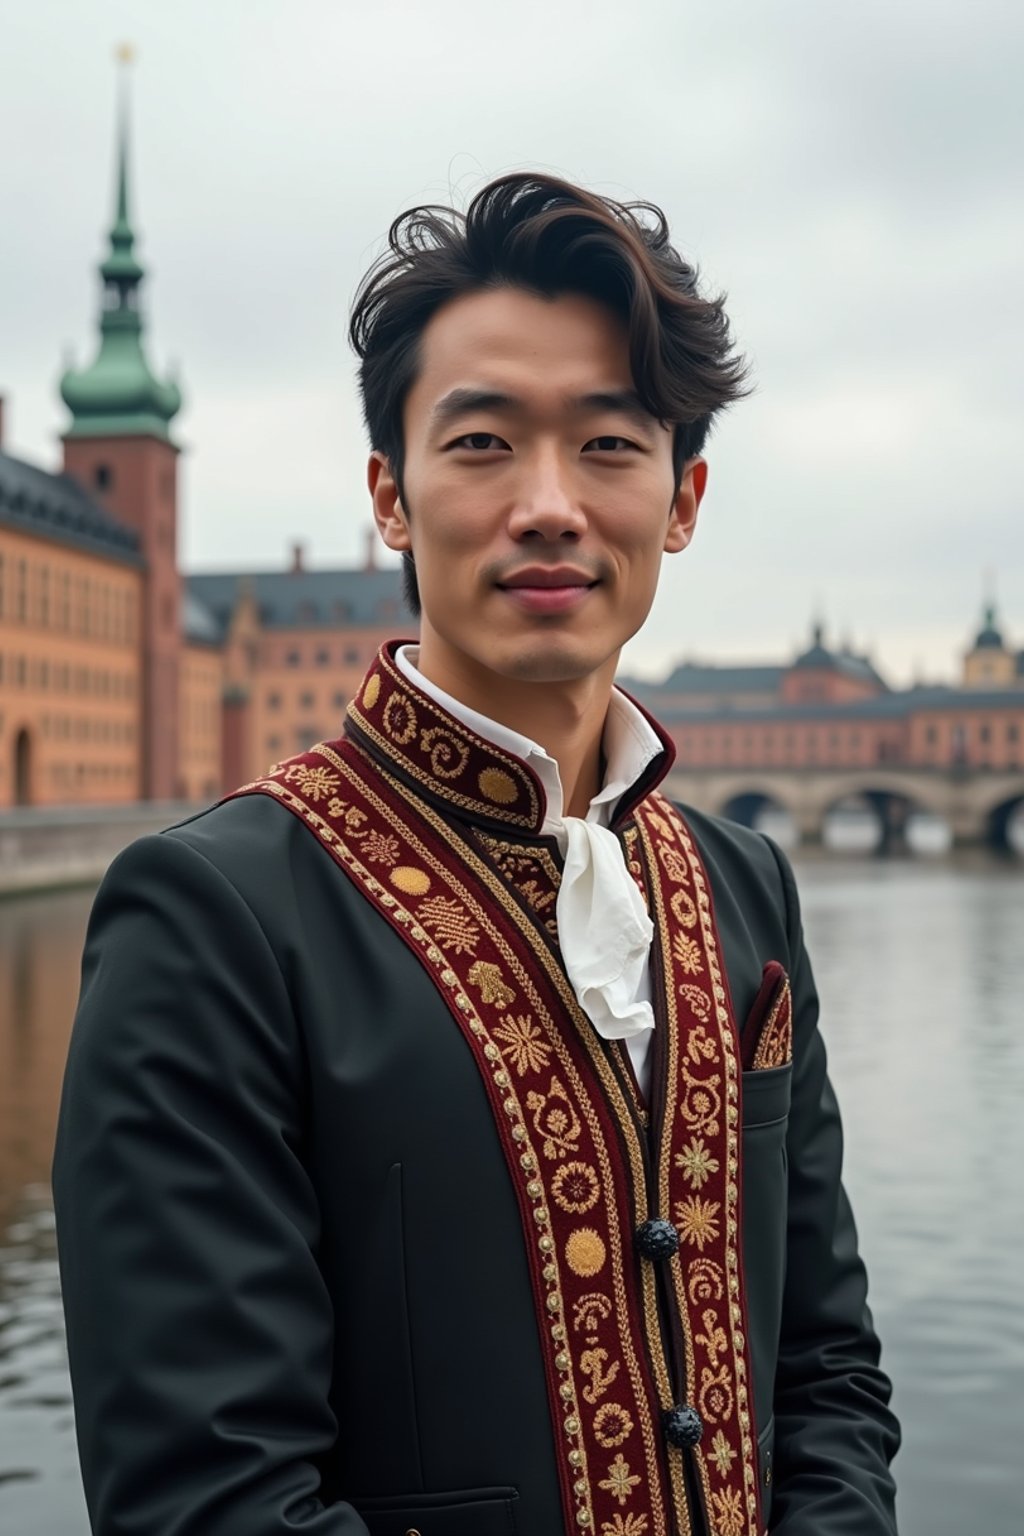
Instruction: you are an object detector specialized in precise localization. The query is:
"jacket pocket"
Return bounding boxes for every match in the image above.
[352,1486,519,1535]
[741,1061,793,1129]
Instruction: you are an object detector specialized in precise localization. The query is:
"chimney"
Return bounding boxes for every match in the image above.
[364,526,378,572]
[290,540,305,574]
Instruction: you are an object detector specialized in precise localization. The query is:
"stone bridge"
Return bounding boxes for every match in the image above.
[662,767,1024,850]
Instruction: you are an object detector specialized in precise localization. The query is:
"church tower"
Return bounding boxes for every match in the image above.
[60,50,184,800]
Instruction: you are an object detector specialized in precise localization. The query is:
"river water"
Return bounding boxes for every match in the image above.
[1,841,1023,1534]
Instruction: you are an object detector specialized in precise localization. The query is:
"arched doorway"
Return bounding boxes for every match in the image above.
[13,728,32,806]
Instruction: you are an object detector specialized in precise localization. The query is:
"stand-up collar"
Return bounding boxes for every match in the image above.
[345,641,676,836]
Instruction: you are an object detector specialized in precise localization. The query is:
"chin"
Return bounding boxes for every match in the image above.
[488,639,611,684]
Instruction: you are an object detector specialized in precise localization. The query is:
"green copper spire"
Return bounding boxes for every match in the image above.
[61,48,182,442]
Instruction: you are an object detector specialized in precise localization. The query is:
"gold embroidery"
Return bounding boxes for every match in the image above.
[526,1077,583,1159]
[599,1453,641,1506]
[361,673,380,709]
[680,1064,722,1137]
[751,977,793,1070]
[362,829,400,866]
[552,1160,601,1214]
[699,1364,734,1424]
[656,839,689,884]
[467,959,516,1009]
[687,1257,725,1305]
[601,1516,648,1536]
[326,797,369,834]
[420,726,470,781]
[418,895,481,955]
[478,766,519,804]
[709,1427,737,1476]
[672,931,704,976]
[493,1013,552,1076]
[593,1402,634,1449]
[382,690,418,745]
[573,1291,613,1342]
[675,1195,721,1251]
[389,865,432,896]
[675,1137,720,1190]
[678,982,712,1022]
[710,1487,746,1536]
[565,1227,607,1278]
[581,1347,620,1404]
[280,762,340,802]
[670,887,698,929]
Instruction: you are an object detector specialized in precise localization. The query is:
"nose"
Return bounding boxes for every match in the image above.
[506,448,587,543]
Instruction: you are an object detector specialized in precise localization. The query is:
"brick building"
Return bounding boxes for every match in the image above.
[0,78,408,810]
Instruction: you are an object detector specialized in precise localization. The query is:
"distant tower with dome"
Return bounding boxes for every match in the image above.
[962,600,1023,690]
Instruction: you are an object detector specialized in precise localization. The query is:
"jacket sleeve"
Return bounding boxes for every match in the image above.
[52,830,370,1536]
[764,838,901,1534]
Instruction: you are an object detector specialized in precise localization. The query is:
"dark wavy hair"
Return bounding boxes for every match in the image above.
[349,172,749,613]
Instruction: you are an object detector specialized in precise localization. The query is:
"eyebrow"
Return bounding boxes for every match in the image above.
[429,387,658,433]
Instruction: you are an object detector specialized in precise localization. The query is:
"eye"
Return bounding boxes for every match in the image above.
[583,435,637,453]
[449,432,511,451]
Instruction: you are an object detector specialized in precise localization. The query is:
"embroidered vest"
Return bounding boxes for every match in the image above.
[227,644,764,1536]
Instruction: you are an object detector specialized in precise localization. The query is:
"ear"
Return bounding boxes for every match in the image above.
[664,456,707,554]
[368,452,412,552]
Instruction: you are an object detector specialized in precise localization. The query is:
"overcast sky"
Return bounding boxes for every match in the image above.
[2,0,1021,684]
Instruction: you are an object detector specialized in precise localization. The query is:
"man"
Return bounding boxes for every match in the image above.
[53,174,899,1536]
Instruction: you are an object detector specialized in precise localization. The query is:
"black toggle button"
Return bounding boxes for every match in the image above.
[635,1217,680,1260]
[663,1404,704,1448]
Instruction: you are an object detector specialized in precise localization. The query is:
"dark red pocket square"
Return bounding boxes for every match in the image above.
[741,960,793,1071]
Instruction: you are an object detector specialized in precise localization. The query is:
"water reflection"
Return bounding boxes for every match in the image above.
[1,865,1023,1535]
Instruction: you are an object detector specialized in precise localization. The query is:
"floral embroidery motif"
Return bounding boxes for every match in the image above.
[362,829,400,866]
[599,1453,641,1506]
[493,1012,552,1076]
[593,1401,633,1449]
[675,1136,720,1190]
[656,839,689,884]
[601,1515,648,1536]
[381,691,417,746]
[526,1076,583,1159]
[678,982,713,1022]
[551,1160,601,1214]
[709,1428,737,1476]
[601,1516,648,1536]
[751,976,793,1070]
[280,762,339,802]
[670,886,698,929]
[467,960,516,1010]
[417,895,480,955]
[478,766,518,804]
[675,1195,722,1251]
[710,1485,746,1536]
[572,1291,613,1343]
[672,930,704,976]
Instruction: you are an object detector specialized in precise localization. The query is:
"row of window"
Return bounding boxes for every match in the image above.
[265,727,332,756]
[270,644,367,669]
[0,653,137,698]
[0,553,138,643]
[264,688,350,713]
[33,716,137,744]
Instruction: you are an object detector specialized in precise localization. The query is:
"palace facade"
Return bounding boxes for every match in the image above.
[0,85,408,811]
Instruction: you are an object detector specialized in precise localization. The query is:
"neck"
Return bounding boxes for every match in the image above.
[414,633,618,818]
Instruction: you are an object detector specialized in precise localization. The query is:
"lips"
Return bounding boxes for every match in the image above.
[497,566,598,591]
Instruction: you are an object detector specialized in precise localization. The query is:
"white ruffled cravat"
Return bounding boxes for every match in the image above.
[557,818,655,1043]
[393,646,663,1093]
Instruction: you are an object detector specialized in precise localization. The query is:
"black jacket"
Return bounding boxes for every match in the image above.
[53,791,899,1535]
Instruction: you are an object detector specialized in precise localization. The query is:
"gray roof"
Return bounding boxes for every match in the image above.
[657,686,1024,727]
[185,566,412,639]
[0,449,141,565]
[646,662,785,694]
[182,589,222,646]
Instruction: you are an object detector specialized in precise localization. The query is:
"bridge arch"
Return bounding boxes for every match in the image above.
[977,784,1024,853]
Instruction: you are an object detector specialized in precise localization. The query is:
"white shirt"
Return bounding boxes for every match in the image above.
[396,646,662,1098]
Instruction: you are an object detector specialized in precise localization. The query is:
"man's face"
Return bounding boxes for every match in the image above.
[370,286,705,693]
